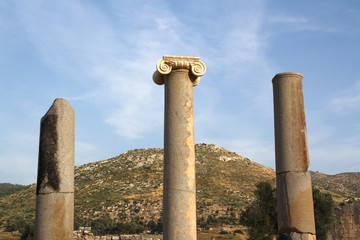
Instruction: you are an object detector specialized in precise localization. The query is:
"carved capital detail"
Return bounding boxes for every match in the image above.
[153,55,206,86]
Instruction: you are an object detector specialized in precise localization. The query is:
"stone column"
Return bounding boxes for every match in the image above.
[272,72,316,240]
[35,98,75,240]
[153,55,206,240]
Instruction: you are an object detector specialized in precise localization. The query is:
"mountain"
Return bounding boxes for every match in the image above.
[310,171,360,200]
[72,143,275,228]
[0,183,29,198]
[0,143,358,237]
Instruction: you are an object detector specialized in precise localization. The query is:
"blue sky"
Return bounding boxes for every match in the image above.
[1,0,359,184]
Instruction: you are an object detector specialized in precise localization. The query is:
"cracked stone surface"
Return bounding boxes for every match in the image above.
[273,73,316,238]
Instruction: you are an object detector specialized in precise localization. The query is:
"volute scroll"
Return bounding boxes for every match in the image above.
[153,55,206,86]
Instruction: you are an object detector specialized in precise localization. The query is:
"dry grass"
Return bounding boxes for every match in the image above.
[0,231,20,240]
[198,232,246,240]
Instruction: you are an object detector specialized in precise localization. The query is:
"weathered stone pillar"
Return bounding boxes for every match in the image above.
[35,98,75,240]
[153,55,206,240]
[272,72,316,240]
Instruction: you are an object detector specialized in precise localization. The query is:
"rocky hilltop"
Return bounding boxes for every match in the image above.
[73,143,275,226]
[311,171,360,199]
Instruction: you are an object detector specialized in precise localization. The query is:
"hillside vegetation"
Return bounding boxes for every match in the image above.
[311,171,360,200]
[72,143,275,230]
[0,183,30,198]
[0,143,358,236]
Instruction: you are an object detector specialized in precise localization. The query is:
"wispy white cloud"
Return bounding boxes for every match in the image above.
[188,1,278,171]
[308,124,336,146]
[309,137,360,174]
[264,10,339,33]
[15,0,272,143]
[16,1,168,139]
[305,80,360,174]
[209,3,266,66]
[329,81,360,113]
[268,15,308,24]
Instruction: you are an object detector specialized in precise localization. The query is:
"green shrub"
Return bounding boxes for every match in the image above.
[313,187,334,240]
[240,181,277,240]
[240,181,334,240]
[20,222,34,240]
[147,218,163,234]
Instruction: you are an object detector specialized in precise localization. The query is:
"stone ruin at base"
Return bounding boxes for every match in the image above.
[73,227,162,240]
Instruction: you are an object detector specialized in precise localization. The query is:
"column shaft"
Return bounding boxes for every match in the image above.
[163,69,197,240]
[272,73,316,240]
[35,98,75,240]
[154,55,205,240]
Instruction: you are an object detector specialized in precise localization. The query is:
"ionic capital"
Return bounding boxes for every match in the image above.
[153,55,206,86]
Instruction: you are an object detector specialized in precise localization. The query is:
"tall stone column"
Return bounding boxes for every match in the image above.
[35,98,75,240]
[272,72,316,240]
[153,55,206,240]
